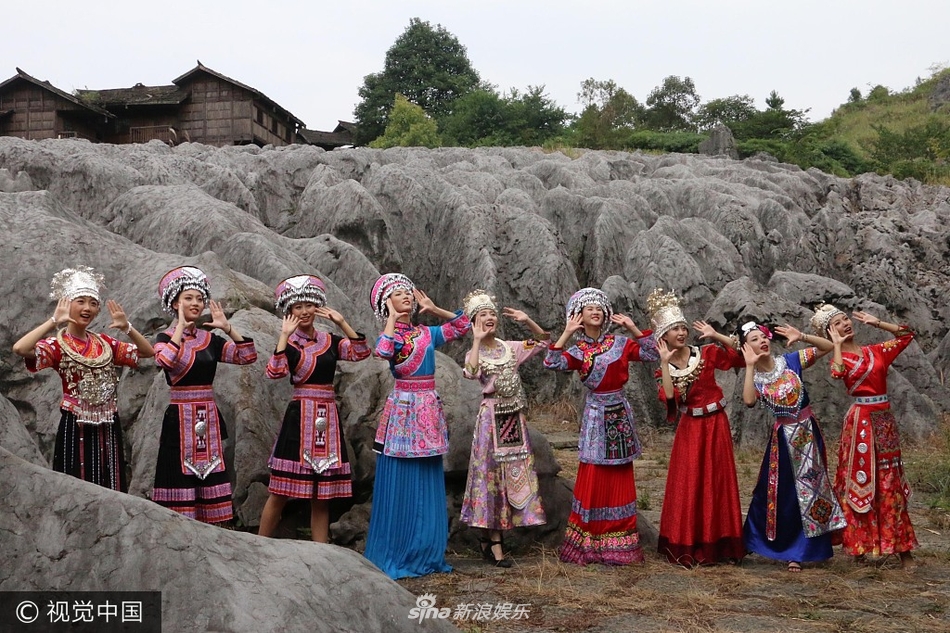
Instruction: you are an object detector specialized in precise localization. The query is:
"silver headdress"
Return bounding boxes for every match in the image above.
[49,266,104,302]
[646,288,687,340]
[810,303,845,335]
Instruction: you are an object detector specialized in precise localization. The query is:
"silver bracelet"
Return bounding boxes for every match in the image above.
[125,322,133,335]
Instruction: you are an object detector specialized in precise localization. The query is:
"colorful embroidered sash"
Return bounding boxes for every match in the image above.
[579,389,640,465]
[765,405,846,540]
[171,386,225,480]
[292,384,341,473]
[373,377,448,457]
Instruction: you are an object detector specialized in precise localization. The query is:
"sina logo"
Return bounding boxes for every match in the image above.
[408,593,451,622]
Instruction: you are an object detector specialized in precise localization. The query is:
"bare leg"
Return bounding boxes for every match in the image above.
[258,494,289,537]
[311,498,330,543]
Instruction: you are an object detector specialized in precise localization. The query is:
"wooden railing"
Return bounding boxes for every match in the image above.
[130,125,175,144]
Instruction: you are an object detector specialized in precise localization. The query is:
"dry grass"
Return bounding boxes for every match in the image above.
[399,418,950,632]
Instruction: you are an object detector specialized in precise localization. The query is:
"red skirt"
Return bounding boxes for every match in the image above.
[834,404,918,556]
[559,462,644,565]
[658,410,745,566]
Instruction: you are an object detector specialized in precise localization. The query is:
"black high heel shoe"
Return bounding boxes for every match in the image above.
[480,538,512,568]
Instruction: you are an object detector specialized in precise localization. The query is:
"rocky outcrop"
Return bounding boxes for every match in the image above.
[698,125,739,159]
[0,447,455,633]
[1,137,948,574]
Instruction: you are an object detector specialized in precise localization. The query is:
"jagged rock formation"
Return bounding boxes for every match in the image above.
[1,137,948,598]
[0,447,455,633]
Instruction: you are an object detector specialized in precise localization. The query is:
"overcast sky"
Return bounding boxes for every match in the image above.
[5,1,948,131]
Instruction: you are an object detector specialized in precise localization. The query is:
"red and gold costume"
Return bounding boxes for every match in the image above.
[831,327,918,557]
[28,331,139,491]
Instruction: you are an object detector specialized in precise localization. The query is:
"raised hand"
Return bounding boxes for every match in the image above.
[281,314,300,337]
[774,324,802,345]
[472,315,490,341]
[413,288,435,315]
[852,311,881,327]
[693,320,717,340]
[177,300,195,328]
[206,300,229,331]
[502,307,528,323]
[610,313,639,333]
[658,338,675,363]
[315,306,344,325]
[564,313,585,336]
[828,325,851,346]
[106,299,130,331]
[742,342,768,367]
[53,297,76,327]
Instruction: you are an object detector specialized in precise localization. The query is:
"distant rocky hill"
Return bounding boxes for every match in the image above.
[1,137,948,627]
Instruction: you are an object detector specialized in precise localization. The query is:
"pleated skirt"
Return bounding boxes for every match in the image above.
[364,454,452,579]
[658,411,746,566]
[559,462,644,565]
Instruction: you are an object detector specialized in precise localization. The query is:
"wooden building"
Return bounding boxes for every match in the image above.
[79,62,306,147]
[1,62,313,147]
[85,83,189,145]
[297,121,356,150]
[0,68,114,141]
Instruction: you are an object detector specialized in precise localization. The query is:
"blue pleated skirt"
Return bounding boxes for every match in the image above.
[743,424,834,563]
[364,454,453,579]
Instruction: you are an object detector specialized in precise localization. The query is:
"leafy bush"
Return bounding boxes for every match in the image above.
[369,94,441,149]
[622,130,705,153]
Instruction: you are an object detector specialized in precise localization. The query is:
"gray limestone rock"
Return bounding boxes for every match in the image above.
[2,137,949,591]
[698,125,740,160]
[0,448,456,633]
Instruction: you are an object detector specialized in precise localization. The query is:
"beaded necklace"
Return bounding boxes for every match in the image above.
[668,346,704,402]
[479,340,526,414]
[56,329,118,425]
[753,355,802,418]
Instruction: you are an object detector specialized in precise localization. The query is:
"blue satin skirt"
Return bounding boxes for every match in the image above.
[364,454,453,579]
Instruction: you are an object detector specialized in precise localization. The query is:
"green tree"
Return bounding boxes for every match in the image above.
[730,91,808,140]
[644,75,700,131]
[440,87,507,145]
[369,94,442,148]
[573,78,644,148]
[764,90,785,110]
[441,85,567,147]
[503,86,568,145]
[694,95,756,131]
[354,18,480,144]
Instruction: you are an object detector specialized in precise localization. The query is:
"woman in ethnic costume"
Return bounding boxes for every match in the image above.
[363,273,472,579]
[543,287,658,565]
[13,266,154,491]
[151,266,258,525]
[812,303,919,569]
[738,320,846,572]
[258,275,371,542]
[649,289,746,567]
[460,290,548,568]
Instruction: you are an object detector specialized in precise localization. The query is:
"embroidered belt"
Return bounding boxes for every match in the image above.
[586,389,624,406]
[292,384,335,400]
[683,398,727,417]
[855,394,888,405]
[394,377,436,391]
[169,386,215,403]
